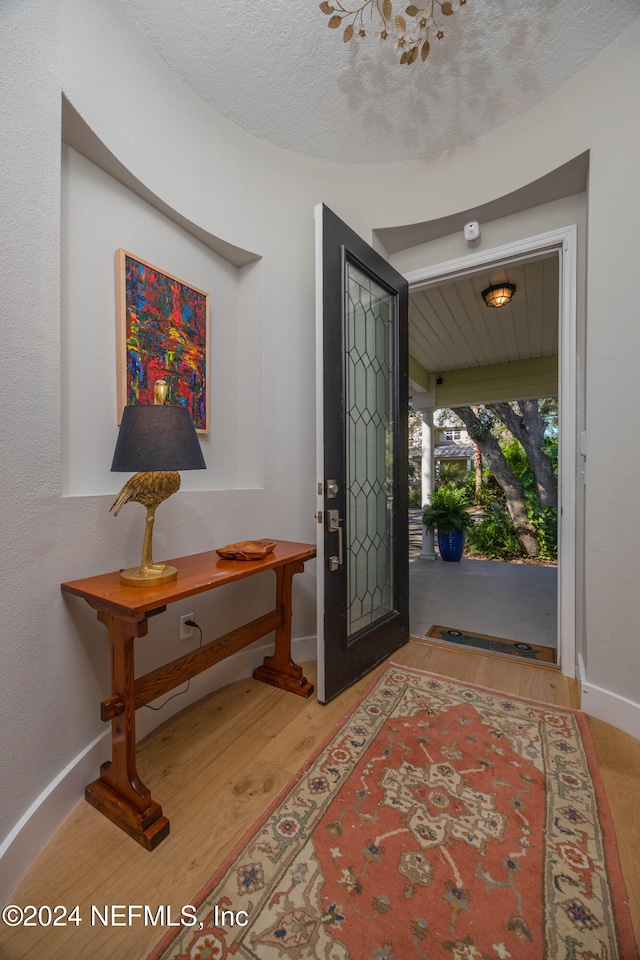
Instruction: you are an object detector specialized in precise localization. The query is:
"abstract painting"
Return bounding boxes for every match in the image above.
[116,249,209,432]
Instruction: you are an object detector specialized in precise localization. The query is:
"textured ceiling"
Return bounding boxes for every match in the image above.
[118,0,638,164]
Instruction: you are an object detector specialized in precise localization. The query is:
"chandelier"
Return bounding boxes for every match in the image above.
[319,0,466,65]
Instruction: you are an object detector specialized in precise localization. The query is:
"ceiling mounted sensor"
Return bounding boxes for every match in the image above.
[319,0,467,66]
[482,283,516,308]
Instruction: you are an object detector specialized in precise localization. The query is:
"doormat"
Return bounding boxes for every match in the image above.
[426,624,557,663]
[146,665,635,960]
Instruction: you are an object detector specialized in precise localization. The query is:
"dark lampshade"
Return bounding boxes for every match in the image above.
[111,405,206,473]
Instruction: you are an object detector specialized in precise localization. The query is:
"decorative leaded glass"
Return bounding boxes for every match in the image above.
[345,262,395,637]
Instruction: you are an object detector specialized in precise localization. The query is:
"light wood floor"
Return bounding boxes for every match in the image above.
[2,640,639,959]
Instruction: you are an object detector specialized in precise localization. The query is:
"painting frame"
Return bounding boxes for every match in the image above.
[116,249,210,434]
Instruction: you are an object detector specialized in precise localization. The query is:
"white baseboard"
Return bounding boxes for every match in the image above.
[578,655,640,741]
[0,635,318,907]
[0,730,109,911]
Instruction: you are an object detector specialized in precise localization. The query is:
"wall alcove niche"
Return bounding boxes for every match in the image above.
[60,96,264,497]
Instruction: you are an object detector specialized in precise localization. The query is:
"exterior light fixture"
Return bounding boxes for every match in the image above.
[481,283,516,308]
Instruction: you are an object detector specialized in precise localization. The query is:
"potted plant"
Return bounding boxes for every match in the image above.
[422,483,472,562]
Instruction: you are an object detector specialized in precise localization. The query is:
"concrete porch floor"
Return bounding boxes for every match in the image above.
[408,510,558,650]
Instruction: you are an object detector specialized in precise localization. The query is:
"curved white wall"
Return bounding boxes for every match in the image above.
[1,0,639,902]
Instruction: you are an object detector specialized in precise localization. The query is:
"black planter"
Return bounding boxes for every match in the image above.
[437,529,465,562]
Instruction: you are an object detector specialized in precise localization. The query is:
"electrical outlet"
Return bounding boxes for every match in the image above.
[180,614,194,641]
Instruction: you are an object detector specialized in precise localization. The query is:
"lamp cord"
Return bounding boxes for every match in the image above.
[144,619,203,711]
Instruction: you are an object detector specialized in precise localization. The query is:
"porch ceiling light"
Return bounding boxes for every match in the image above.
[481,282,516,308]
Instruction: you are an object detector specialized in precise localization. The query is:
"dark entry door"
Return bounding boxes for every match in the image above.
[315,204,409,702]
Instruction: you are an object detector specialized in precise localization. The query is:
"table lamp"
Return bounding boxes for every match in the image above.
[109,397,206,586]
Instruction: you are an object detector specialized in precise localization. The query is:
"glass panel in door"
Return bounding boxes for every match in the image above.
[345,262,395,637]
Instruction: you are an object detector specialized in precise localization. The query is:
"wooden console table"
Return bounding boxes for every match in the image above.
[61,540,315,849]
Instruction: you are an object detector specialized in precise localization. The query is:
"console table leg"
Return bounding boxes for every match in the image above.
[253,560,314,697]
[85,610,170,849]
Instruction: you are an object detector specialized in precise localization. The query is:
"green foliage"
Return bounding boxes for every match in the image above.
[430,401,558,562]
[465,413,495,443]
[543,436,558,475]
[538,397,559,431]
[502,436,558,485]
[463,493,558,561]
[526,498,558,560]
[408,487,422,507]
[465,502,522,559]
[460,470,479,502]
[501,437,558,560]
[473,476,502,507]
[435,461,467,488]
[422,483,472,534]
[502,438,531,483]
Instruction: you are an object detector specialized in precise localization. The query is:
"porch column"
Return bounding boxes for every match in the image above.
[417,406,436,561]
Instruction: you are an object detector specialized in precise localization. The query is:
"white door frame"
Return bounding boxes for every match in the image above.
[403,225,578,678]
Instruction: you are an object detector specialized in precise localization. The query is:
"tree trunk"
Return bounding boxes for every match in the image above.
[473,445,483,494]
[453,405,540,556]
[488,400,557,508]
[471,405,483,494]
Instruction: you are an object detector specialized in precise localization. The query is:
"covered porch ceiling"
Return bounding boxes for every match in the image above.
[408,253,559,409]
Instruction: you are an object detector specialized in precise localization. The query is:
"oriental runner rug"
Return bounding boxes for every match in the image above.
[426,625,556,664]
[147,665,636,960]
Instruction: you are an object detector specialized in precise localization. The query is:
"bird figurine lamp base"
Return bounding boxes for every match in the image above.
[119,563,178,587]
[109,471,183,588]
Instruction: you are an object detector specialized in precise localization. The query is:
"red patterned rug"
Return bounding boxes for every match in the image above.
[147,665,636,960]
